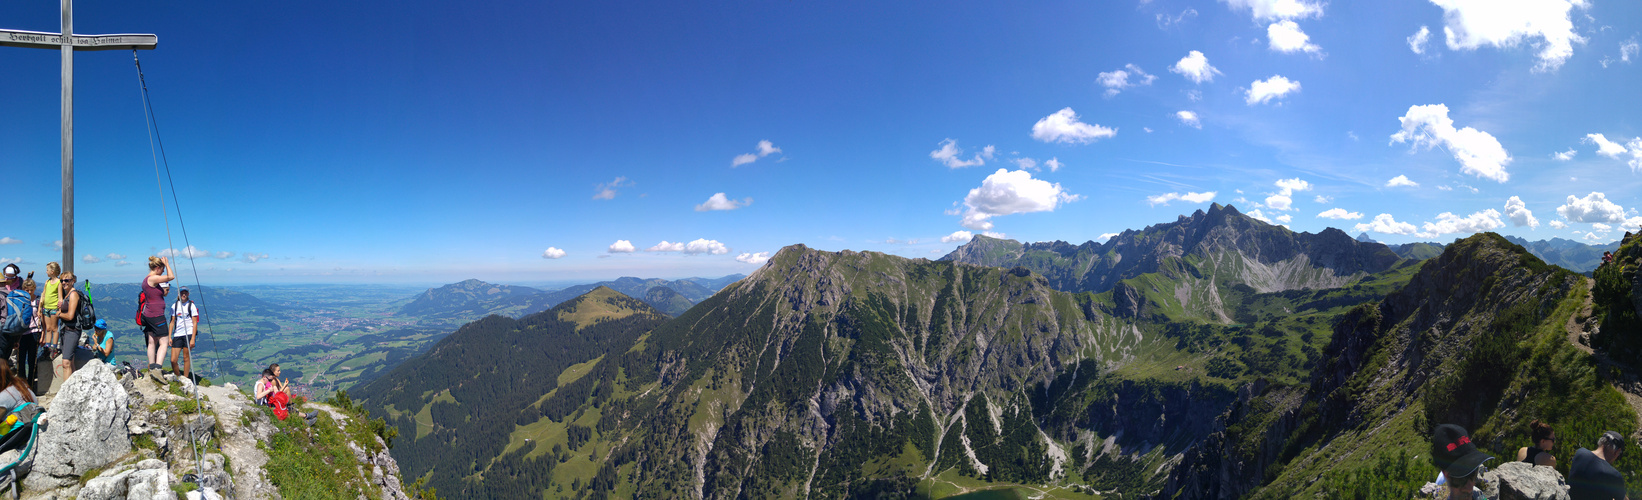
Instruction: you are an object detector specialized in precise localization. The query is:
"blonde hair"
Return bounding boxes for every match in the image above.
[148,256,165,271]
[46,262,60,278]
[21,278,35,293]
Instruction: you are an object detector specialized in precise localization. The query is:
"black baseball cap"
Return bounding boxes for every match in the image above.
[1432,424,1494,480]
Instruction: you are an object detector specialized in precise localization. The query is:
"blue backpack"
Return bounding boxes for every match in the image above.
[1,290,31,338]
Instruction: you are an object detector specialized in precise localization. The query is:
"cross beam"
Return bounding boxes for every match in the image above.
[0,1,156,275]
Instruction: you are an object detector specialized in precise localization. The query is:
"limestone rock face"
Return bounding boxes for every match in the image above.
[28,361,131,489]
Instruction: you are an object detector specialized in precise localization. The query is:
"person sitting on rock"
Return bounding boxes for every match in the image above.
[254,368,278,406]
[88,319,117,368]
[1516,419,1558,467]
[0,358,35,409]
[271,363,291,394]
[1431,424,1493,500]
[1569,430,1627,500]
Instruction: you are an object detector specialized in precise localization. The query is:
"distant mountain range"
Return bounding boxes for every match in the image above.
[396,275,744,320]
[351,204,1642,498]
[1356,232,1619,272]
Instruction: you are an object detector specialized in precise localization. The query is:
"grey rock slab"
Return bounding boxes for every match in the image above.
[27,361,131,490]
[74,468,133,500]
[1482,461,1571,500]
[125,468,176,500]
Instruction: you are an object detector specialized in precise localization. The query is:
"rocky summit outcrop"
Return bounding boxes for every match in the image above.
[26,361,131,490]
[15,362,408,500]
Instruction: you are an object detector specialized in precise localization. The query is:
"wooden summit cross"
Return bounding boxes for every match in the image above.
[0,0,155,274]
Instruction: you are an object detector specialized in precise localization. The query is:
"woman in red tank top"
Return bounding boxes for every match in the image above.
[141,256,175,381]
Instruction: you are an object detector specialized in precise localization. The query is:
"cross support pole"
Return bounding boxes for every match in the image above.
[0,0,156,275]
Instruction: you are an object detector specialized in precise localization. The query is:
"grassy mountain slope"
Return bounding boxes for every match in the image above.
[395,279,552,319]
[1164,233,1642,498]
[355,286,671,498]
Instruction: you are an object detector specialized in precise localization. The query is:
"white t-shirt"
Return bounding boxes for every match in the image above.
[171,301,199,337]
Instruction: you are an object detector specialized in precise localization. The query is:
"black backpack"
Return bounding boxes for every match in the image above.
[73,290,97,331]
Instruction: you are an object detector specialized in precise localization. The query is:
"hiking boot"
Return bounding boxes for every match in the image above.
[148,366,164,384]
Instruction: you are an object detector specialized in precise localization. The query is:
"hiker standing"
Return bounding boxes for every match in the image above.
[168,287,199,380]
[1,275,34,383]
[51,272,83,383]
[39,262,60,358]
[140,256,174,381]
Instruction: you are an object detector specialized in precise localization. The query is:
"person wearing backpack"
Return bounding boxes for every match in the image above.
[52,272,86,383]
[0,264,19,293]
[168,287,199,381]
[1,278,39,388]
[140,256,175,382]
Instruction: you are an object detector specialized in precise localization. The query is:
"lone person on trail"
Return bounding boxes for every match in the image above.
[168,287,199,381]
[141,256,175,382]
[1569,430,1628,500]
[1431,424,1494,500]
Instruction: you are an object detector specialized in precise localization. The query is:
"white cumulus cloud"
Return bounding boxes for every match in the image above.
[1318,208,1364,220]
[1246,75,1302,105]
[696,193,752,211]
[1390,104,1511,183]
[1267,20,1323,55]
[735,252,771,264]
[1219,0,1323,20]
[1584,133,1642,171]
[646,241,686,252]
[1096,232,1121,242]
[159,246,210,259]
[1409,26,1432,54]
[1314,195,1333,204]
[1031,108,1116,144]
[1430,0,1589,72]
[542,247,566,259]
[82,254,101,264]
[1386,175,1420,188]
[941,231,974,243]
[1147,191,1218,206]
[732,140,782,167]
[1557,192,1628,223]
[929,139,996,168]
[1550,220,1568,229]
[0,238,18,245]
[240,253,269,264]
[1171,51,1223,84]
[959,169,1081,230]
[107,253,126,260]
[1097,64,1157,97]
[1247,209,1274,224]
[1354,214,1420,235]
[1176,111,1202,129]
[608,240,636,253]
[1504,196,1539,228]
[1276,214,1294,224]
[683,238,730,255]
[1553,148,1577,161]
[1044,158,1064,172]
[1419,209,1504,237]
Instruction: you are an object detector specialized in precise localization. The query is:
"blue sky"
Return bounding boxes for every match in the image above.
[1,0,1639,285]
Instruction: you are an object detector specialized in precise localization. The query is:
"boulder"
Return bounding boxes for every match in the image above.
[1482,461,1571,500]
[76,468,134,500]
[27,361,131,489]
[126,468,176,500]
